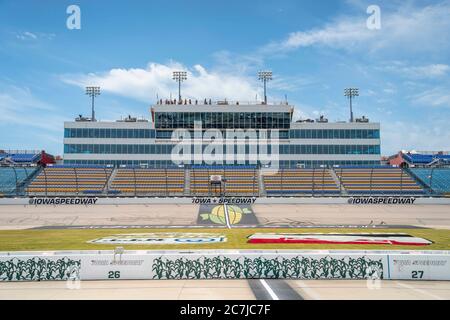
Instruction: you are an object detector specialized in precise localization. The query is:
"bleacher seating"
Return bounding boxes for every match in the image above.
[0,166,38,195]
[410,168,450,194]
[110,168,185,195]
[336,167,424,195]
[263,168,340,195]
[26,165,112,195]
[191,166,258,195]
[403,153,450,165]
[10,153,40,163]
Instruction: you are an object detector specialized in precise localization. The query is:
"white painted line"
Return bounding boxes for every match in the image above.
[295,280,322,300]
[396,281,444,300]
[223,203,231,229]
[259,279,279,300]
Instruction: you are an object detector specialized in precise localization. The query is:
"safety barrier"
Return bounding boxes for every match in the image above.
[1,250,449,281]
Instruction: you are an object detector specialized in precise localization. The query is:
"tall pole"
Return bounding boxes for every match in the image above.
[172,71,187,102]
[258,71,272,104]
[86,86,101,122]
[344,88,359,123]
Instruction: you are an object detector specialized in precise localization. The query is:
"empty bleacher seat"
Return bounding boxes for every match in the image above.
[26,165,112,195]
[336,167,424,195]
[110,168,185,195]
[191,166,258,196]
[0,166,37,195]
[263,168,340,195]
[410,168,450,194]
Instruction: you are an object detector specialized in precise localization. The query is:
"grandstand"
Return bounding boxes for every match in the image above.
[262,168,340,196]
[0,166,39,196]
[402,153,450,167]
[0,150,55,166]
[409,168,450,195]
[2,164,446,197]
[191,166,259,196]
[110,168,185,195]
[26,165,112,195]
[335,167,424,195]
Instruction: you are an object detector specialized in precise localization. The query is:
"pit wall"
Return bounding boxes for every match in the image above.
[1,197,450,205]
[0,250,449,281]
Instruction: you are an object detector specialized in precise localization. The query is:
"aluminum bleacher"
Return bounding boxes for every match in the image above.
[263,168,340,196]
[335,166,424,195]
[191,166,258,196]
[410,168,450,194]
[110,168,185,195]
[26,165,112,195]
[0,166,38,196]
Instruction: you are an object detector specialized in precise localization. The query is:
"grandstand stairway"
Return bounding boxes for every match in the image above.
[184,168,191,196]
[105,168,118,194]
[329,168,348,196]
[258,170,267,196]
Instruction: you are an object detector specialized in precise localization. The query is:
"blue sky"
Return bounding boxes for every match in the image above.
[0,0,449,156]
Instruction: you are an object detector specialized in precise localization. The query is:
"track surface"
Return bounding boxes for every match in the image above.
[0,204,449,229]
[1,280,449,300]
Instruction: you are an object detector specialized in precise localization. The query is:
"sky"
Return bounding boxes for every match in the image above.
[0,0,449,156]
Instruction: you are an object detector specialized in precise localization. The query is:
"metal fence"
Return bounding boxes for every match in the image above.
[1,165,449,198]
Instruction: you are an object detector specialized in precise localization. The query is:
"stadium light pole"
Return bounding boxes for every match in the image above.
[85,86,101,122]
[258,71,272,104]
[172,71,187,101]
[344,88,359,123]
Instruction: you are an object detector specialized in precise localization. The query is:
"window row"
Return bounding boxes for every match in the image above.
[290,129,380,139]
[64,144,381,155]
[155,112,291,129]
[64,159,381,168]
[64,128,155,139]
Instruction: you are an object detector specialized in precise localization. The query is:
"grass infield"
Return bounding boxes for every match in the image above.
[0,228,449,251]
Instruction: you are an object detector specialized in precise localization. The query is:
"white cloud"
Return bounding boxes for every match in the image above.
[264,1,450,55]
[0,86,64,131]
[379,62,450,79]
[15,31,55,41]
[411,87,450,108]
[63,61,265,103]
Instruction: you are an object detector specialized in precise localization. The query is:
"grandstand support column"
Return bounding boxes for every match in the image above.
[11,166,18,196]
[321,168,326,197]
[73,168,79,196]
[312,167,316,197]
[103,167,109,194]
[42,167,48,197]
[280,168,284,198]
[430,168,435,194]
[132,168,137,197]
[400,168,404,193]
[165,168,168,196]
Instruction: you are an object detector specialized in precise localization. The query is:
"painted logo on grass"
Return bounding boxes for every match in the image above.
[88,233,227,245]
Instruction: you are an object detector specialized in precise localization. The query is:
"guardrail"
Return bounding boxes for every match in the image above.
[1,250,449,281]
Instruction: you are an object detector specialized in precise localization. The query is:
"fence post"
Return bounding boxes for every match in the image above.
[133,167,137,197]
[369,167,374,197]
[11,167,18,196]
[43,167,48,197]
[73,168,79,196]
